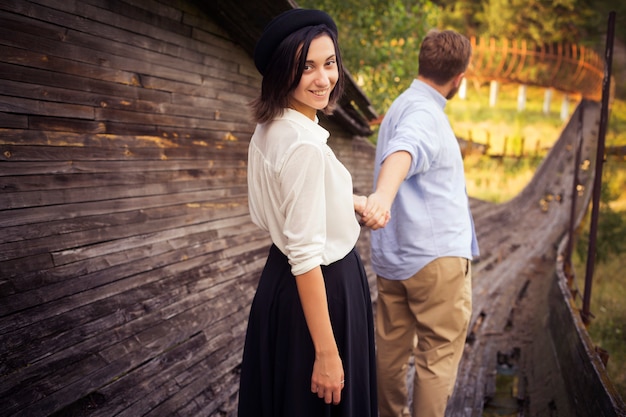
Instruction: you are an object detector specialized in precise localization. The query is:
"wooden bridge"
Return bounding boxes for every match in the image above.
[446,99,625,416]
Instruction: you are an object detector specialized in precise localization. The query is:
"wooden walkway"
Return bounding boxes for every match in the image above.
[444,100,624,416]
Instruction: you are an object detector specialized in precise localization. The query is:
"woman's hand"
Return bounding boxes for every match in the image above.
[354,193,389,229]
[361,192,391,230]
[295,267,344,405]
[353,194,367,216]
[310,350,345,404]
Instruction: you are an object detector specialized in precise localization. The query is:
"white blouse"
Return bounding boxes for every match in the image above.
[247,108,361,276]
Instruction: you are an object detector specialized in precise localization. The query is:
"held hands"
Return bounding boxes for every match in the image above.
[354,193,390,230]
[310,350,345,405]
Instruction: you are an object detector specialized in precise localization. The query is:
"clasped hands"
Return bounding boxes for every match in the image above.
[353,192,391,230]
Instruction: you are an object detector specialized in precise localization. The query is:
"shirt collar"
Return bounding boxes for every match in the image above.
[411,79,447,109]
[280,108,330,143]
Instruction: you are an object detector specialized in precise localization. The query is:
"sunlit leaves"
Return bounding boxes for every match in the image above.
[298,0,435,113]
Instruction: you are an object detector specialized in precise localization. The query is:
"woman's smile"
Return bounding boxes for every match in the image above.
[289,34,338,120]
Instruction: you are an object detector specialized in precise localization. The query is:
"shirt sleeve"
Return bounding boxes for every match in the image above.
[382,107,440,178]
[279,142,327,276]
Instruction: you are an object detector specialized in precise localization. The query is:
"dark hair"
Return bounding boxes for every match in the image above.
[251,25,345,124]
[418,29,472,86]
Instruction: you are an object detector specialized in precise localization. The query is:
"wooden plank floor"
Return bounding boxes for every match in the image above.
[444,100,609,416]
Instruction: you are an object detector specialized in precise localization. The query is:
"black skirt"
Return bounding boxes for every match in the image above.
[238,244,377,417]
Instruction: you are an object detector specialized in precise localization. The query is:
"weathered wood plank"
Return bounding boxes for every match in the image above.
[0,128,242,148]
[0,201,250,263]
[143,342,245,417]
[95,322,245,417]
[0,42,141,87]
[4,219,261,293]
[1,254,262,381]
[29,116,107,134]
[0,158,242,177]
[90,330,213,417]
[94,107,250,131]
[1,175,247,210]
[0,165,246,193]
[0,144,249,166]
[3,273,256,417]
[0,94,94,119]
[0,111,27,129]
[0,232,267,339]
[0,62,170,103]
[0,78,160,118]
[0,188,245,229]
[143,72,259,101]
[2,4,255,86]
[0,2,378,417]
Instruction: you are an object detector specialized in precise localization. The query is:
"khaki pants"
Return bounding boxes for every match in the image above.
[376,257,472,417]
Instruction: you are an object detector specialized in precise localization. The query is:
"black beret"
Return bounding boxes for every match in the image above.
[254,8,338,75]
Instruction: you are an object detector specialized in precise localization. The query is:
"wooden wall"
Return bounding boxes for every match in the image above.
[0,1,376,416]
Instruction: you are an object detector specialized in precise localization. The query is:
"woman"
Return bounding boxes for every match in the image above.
[238,8,382,417]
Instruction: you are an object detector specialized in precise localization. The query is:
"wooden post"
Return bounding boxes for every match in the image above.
[489,80,498,107]
[517,84,527,111]
[561,94,570,121]
[459,77,467,100]
[543,88,553,114]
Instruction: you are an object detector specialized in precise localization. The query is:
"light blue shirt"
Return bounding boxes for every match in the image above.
[371,79,479,280]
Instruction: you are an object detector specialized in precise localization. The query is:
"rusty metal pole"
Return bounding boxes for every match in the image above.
[581,11,615,325]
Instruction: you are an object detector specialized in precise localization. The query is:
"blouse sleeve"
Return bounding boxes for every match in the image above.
[279,142,326,276]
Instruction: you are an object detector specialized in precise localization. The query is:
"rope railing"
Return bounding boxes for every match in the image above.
[465,36,605,101]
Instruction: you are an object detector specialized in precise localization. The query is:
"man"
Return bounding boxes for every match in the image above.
[362,29,479,417]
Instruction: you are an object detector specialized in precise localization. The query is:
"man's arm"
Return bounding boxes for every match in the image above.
[361,151,412,228]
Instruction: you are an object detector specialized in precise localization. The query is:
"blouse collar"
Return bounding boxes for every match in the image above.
[280,108,329,143]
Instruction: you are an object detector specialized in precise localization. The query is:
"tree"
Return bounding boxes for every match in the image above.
[431,0,482,37]
[297,0,436,113]
[432,0,614,46]
[478,0,598,44]
[296,0,624,112]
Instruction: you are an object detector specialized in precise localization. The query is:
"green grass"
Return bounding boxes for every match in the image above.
[448,82,569,156]
[607,98,626,146]
[463,154,541,203]
[572,244,626,401]
[447,82,626,402]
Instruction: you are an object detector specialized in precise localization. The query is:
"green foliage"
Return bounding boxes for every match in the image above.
[608,99,626,146]
[447,83,569,156]
[432,0,483,37]
[480,0,595,44]
[296,0,626,112]
[575,162,626,264]
[433,0,609,46]
[297,0,436,112]
[463,154,541,203]
[576,207,626,264]
[573,243,626,401]
[576,0,626,46]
